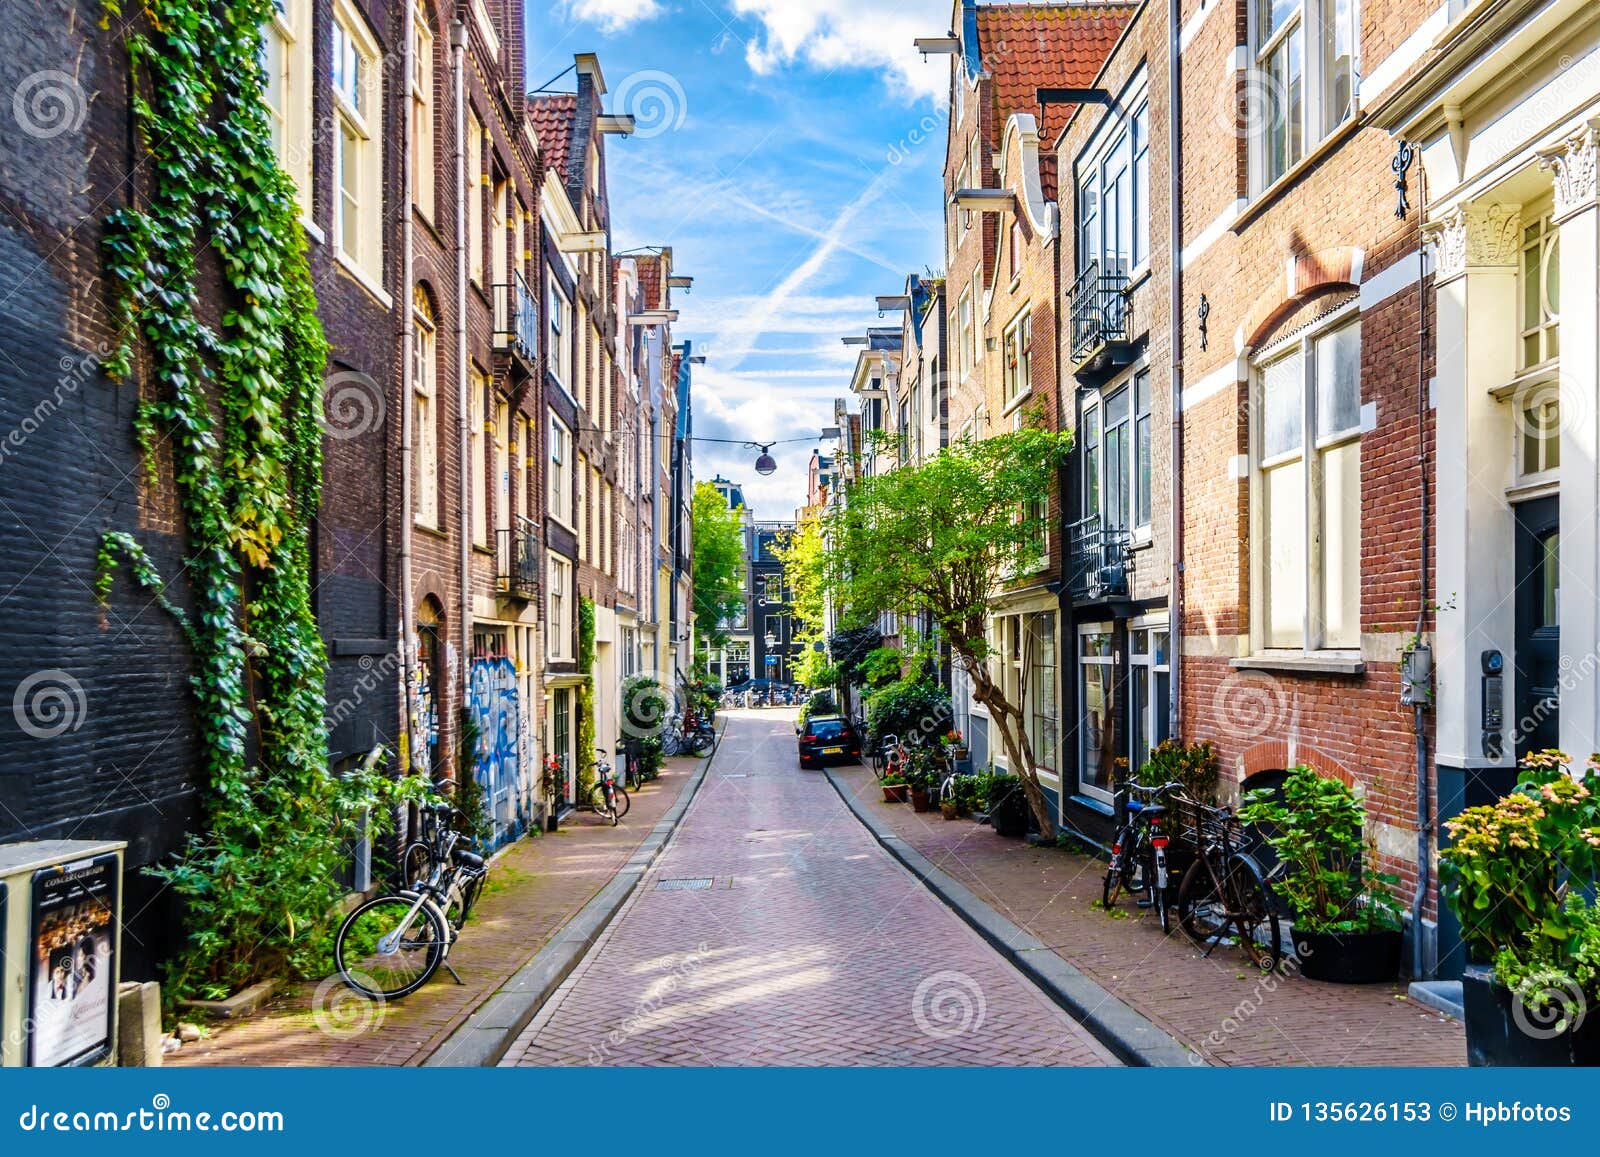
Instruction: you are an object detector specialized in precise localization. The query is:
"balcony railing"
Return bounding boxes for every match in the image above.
[1066,514,1132,602]
[1067,262,1132,371]
[496,516,539,599]
[493,274,540,368]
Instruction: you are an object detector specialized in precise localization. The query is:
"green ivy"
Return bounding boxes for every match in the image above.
[96,0,419,998]
[577,597,597,795]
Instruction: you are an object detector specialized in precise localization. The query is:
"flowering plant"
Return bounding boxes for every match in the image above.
[1440,750,1600,1010]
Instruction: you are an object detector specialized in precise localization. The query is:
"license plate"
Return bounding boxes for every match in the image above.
[822,746,843,755]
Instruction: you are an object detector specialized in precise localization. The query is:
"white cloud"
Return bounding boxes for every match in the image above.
[556,0,666,35]
[731,0,950,103]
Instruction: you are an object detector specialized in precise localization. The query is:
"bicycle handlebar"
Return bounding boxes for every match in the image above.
[1123,780,1184,797]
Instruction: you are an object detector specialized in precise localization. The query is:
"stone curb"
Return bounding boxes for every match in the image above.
[824,767,1193,1068]
[422,728,723,1067]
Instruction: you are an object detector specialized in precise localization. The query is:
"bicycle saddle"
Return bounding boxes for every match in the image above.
[456,851,485,871]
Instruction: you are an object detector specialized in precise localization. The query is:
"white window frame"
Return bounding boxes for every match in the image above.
[1249,306,1363,655]
[1002,306,1033,415]
[1075,74,1151,281]
[262,0,313,224]
[1127,616,1171,779]
[412,286,439,528]
[547,554,573,661]
[467,111,484,286]
[956,286,974,382]
[1519,202,1561,373]
[1081,362,1153,537]
[1077,624,1117,805]
[548,412,571,528]
[1248,0,1360,195]
[548,275,572,390]
[410,1,435,219]
[331,0,384,295]
[469,367,489,547]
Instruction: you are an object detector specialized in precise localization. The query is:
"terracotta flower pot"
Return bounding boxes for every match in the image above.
[910,787,934,812]
[882,784,909,803]
[940,800,960,821]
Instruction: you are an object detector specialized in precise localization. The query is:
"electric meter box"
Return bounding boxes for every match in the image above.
[0,839,126,1067]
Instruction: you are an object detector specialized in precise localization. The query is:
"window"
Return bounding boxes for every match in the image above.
[548,413,569,523]
[1084,368,1153,533]
[1077,92,1150,277]
[1078,629,1117,803]
[332,2,382,283]
[1520,206,1560,370]
[957,157,972,238]
[547,555,572,660]
[491,176,507,290]
[1520,395,1561,479]
[1003,309,1032,410]
[494,395,510,535]
[1252,0,1357,190]
[1027,613,1058,776]
[548,277,571,388]
[1255,316,1361,651]
[1009,219,1024,282]
[1128,624,1171,777]
[957,288,974,380]
[467,111,483,285]
[576,455,589,561]
[262,0,312,218]
[515,413,530,524]
[412,287,438,527]
[410,2,434,218]
[469,368,488,546]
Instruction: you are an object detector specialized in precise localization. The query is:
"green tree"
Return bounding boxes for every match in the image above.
[774,515,831,686]
[821,427,1071,835]
[692,481,747,649]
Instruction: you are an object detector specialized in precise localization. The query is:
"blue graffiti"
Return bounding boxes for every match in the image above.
[469,657,521,846]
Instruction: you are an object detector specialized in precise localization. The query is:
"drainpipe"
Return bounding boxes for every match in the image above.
[398,0,417,777]
[452,19,472,733]
[1412,157,1433,981]
[1167,0,1184,737]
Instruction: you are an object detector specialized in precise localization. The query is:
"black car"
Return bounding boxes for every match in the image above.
[797,715,861,769]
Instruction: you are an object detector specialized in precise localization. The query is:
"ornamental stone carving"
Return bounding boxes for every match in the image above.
[1538,119,1600,221]
[1429,202,1522,282]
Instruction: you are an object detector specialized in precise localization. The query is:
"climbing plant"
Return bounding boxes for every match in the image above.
[577,597,597,796]
[96,0,421,998]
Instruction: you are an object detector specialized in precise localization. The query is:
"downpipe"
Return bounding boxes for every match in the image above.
[398,0,417,780]
[1167,0,1184,736]
[1411,159,1434,981]
[451,20,472,743]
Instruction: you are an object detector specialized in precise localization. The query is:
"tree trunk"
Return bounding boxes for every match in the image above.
[960,651,1056,839]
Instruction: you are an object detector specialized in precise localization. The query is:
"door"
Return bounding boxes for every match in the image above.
[1513,497,1559,759]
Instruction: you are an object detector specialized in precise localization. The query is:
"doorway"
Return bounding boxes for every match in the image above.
[1513,496,1559,759]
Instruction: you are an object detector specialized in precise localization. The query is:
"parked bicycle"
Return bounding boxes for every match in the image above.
[335,801,489,1000]
[1101,780,1183,934]
[578,747,630,825]
[871,733,909,782]
[661,712,716,758]
[1172,794,1282,972]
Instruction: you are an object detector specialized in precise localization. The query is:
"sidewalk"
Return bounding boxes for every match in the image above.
[831,764,1466,1067]
[166,757,705,1067]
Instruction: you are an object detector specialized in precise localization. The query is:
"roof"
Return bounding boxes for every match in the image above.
[527,94,578,181]
[974,3,1135,199]
[636,254,665,311]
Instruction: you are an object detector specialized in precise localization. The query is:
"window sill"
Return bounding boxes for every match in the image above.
[1129,528,1154,551]
[335,250,393,309]
[414,520,449,540]
[1231,652,1366,677]
[301,215,324,245]
[1069,793,1115,817]
[1233,117,1364,234]
[1001,387,1034,418]
[472,542,495,556]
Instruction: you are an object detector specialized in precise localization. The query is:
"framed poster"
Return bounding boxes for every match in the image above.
[27,854,118,1067]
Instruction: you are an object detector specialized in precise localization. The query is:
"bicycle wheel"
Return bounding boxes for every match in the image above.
[399,841,435,889]
[612,785,630,820]
[1101,824,1137,909]
[334,895,447,1000]
[591,783,618,825]
[687,729,715,757]
[1225,855,1282,972]
[1176,857,1230,948]
[1149,845,1172,935]
[661,731,682,757]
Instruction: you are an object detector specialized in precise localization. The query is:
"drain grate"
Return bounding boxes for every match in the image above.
[655,877,714,892]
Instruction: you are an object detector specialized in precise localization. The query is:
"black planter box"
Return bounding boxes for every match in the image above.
[1292,927,1402,984]
[1462,963,1600,1067]
[988,782,1029,837]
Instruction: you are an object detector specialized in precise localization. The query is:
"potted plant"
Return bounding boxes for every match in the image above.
[987,772,1029,837]
[1439,750,1600,1066]
[1240,765,1404,983]
[907,755,936,813]
[880,771,909,804]
[943,729,969,762]
[940,798,960,821]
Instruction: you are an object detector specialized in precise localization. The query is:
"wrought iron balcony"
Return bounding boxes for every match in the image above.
[496,516,539,599]
[1066,514,1132,602]
[1067,262,1133,374]
[494,274,540,369]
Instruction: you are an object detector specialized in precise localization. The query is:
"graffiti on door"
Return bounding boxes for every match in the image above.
[469,655,521,845]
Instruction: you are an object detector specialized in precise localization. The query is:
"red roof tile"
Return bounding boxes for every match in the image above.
[527,93,578,180]
[975,3,1135,199]
[635,254,664,311]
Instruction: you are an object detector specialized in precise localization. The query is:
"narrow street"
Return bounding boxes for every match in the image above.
[503,710,1118,1067]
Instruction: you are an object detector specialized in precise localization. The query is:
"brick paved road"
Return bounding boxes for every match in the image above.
[502,711,1118,1067]
[831,763,1466,1067]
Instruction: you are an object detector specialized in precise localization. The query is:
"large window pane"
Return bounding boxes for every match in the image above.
[1320,440,1360,648]
[1104,386,1129,530]
[1324,0,1355,129]
[1134,370,1152,527]
[1259,0,1297,40]
[1263,460,1306,648]
[1314,322,1360,438]
[1262,350,1304,459]
[1080,655,1115,798]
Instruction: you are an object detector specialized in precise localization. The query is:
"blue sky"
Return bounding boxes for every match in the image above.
[525,1,953,519]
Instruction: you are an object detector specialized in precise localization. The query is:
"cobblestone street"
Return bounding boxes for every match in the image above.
[503,711,1117,1067]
